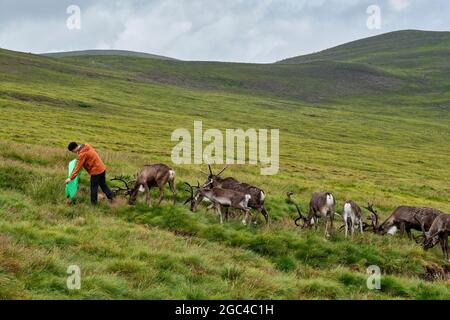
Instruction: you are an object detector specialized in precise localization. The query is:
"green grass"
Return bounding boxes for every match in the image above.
[0,30,449,299]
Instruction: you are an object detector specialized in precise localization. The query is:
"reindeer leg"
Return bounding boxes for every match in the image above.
[350,217,354,239]
[441,232,449,261]
[216,205,223,224]
[223,207,229,222]
[445,234,449,262]
[242,210,249,225]
[439,235,446,260]
[157,185,165,206]
[145,184,151,206]
[323,211,329,237]
[344,215,349,238]
[205,203,214,216]
[168,180,177,205]
[406,228,413,241]
[261,206,269,224]
[399,222,406,238]
[330,206,335,231]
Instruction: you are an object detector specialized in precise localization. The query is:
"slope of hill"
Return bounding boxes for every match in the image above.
[279,30,450,84]
[42,49,176,61]
[48,30,450,102]
[59,55,409,102]
[279,30,450,64]
[0,30,450,299]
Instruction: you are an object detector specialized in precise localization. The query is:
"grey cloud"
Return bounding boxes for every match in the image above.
[0,0,448,62]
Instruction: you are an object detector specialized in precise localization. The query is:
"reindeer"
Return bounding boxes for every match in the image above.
[364,203,381,233]
[298,192,336,236]
[412,208,443,243]
[287,192,316,227]
[110,175,135,198]
[184,182,215,215]
[200,164,269,224]
[423,213,450,261]
[342,200,363,237]
[376,206,443,240]
[185,182,252,225]
[128,164,176,206]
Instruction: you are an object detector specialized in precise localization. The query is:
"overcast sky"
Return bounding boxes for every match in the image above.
[0,0,448,63]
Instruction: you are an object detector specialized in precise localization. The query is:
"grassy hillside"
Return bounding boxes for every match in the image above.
[54,30,450,103]
[279,30,450,85]
[0,30,449,299]
[42,50,177,61]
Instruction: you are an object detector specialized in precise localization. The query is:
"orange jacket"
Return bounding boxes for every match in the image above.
[70,144,107,180]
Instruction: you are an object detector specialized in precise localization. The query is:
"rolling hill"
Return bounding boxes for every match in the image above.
[0,30,449,299]
[42,49,177,61]
[47,30,450,102]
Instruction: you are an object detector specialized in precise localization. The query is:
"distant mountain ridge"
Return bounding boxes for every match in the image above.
[278,30,450,64]
[42,49,177,61]
[3,29,448,102]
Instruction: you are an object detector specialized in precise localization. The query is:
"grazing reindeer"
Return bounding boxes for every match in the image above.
[184,182,215,214]
[185,182,252,225]
[110,175,135,197]
[342,200,363,237]
[287,192,315,227]
[377,206,443,240]
[128,164,176,206]
[364,203,381,233]
[303,192,336,236]
[201,164,269,224]
[413,208,443,243]
[423,213,450,261]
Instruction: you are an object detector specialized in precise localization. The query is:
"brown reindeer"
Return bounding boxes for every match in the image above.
[200,164,269,224]
[364,203,381,233]
[299,192,336,236]
[377,206,443,240]
[110,175,135,197]
[342,200,363,237]
[128,164,176,206]
[423,213,450,261]
[185,182,252,225]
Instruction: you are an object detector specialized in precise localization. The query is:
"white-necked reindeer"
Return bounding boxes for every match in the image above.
[295,192,336,237]
[185,182,252,225]
[342,200,363,237]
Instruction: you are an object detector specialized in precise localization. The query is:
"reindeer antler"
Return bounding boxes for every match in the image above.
[216,165,229,176]
[111,175,134,196]
[363,202,380,233]
[183,182,194,205]
[111,175,132,189]
[287,192,306,227]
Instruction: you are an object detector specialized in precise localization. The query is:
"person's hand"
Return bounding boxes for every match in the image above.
[65,178,71,184]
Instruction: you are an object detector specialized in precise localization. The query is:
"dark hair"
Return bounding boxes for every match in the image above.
[68,142,78,151]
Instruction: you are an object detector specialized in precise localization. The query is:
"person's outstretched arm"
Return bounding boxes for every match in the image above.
[68,154,87,181]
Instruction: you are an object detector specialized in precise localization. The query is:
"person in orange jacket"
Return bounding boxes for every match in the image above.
[65,142,114,204]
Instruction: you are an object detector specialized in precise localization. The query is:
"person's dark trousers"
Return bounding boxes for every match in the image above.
[90,171,114,204]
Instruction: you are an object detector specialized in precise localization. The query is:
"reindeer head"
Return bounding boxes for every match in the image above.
[111,175,135,198]
[287,192,307,228]
[423,232,439,250]
[184,182,206,212]
[364,202,380,232]
[200,164,229,187]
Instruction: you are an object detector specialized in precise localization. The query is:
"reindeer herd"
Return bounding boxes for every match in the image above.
[111,163,450,262]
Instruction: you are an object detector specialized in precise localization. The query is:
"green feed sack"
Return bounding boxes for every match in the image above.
[65,159,82,200]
